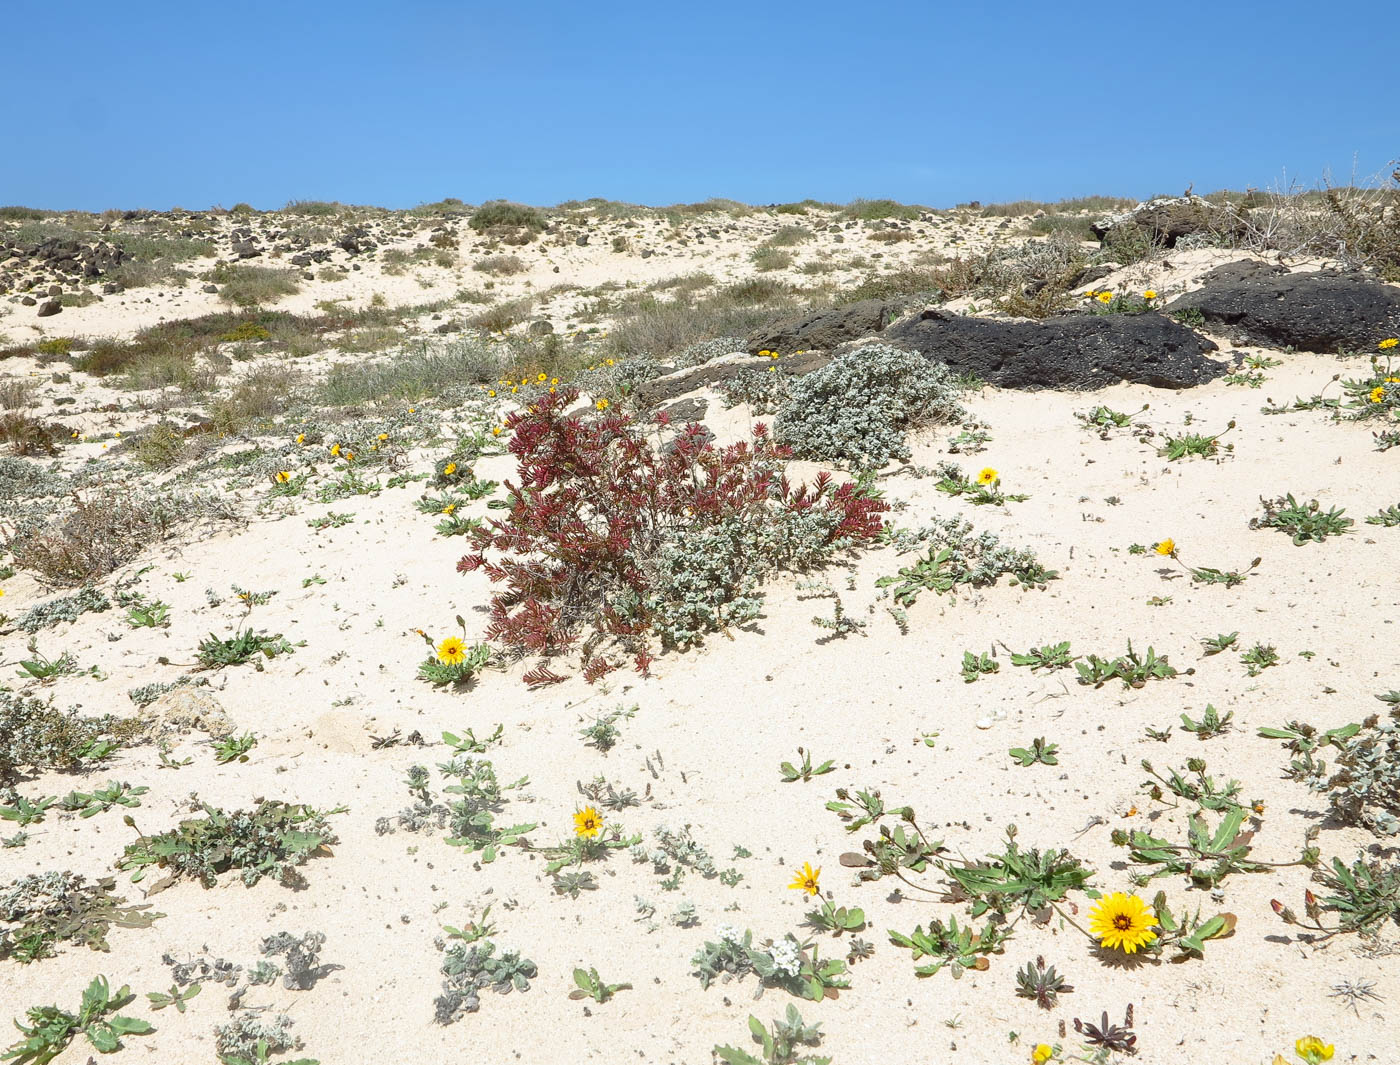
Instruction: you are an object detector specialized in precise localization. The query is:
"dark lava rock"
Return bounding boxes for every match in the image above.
[882,309,1224,390]
[634,349,833,406]
[1091,196,1249,249]
[745,299,893,355]
[655,396,709,423]
[1164,261,1400,353]
[37,299,62,317]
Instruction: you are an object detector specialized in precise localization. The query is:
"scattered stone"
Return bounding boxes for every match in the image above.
[37,299,61,317]
[1091,195,1250,249]
[745,299,893,355]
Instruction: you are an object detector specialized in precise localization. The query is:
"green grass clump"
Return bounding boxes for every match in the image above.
[207,263,301,308]
[843,198,922,221]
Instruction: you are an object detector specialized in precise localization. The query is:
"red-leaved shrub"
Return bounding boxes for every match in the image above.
[458,388,886,681]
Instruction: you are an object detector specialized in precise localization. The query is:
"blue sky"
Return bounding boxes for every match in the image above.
[3,0,1396,211]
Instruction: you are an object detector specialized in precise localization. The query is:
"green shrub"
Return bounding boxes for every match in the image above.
[208,263,301,308]
[775,343,965,470]
[0,691,142,783]
[35,338,72,357]
[843,198,922,221]
[468,200,545,233]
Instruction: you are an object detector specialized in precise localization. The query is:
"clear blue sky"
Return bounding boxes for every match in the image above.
[3,0,1396,212]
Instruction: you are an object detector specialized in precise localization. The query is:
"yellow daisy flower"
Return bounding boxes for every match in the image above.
[1378,337,1398,350]
[295,433,305,444]
[573,806,603,838]
[275,471,291,483]
[378,432,388,441]
[442,503,456,515]
[1369,386,1386,403]
[1097,291,1114,305]
[537,372,547,382]
[330,443,341,457]
[1294,1036,1334,1063]
[487,389,496,397]
[443,462,457,476]
[1155,538,1175,556]
[1032,1045,1054,1065]
[788,862,821,896]
[1142,289,1157,299]
[596,398,610,411]
[976,467,998,486]
[1088,891,1157,953]
[436,636,466,665]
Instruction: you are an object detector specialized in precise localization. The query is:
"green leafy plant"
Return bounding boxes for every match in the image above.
[1250,494,1353,544]
[196,629,295,668]
[935,464,1028,506]
[3,975,153,1063]
[1159,419,1234,460]
[0,872,162,964]
[1240,643,1279,676]
[15,640,80,682]
[0,794,55,828]
[780,747,835,783]
[146,983,200,1013]
[1151,892,1237,959]
[126,600,170,628]
[212,732,256,764]
[579,704,636,753]
[1075,641,1180,688]
[1008,738,1059,767]
[961,649,998,683]
[714,1005,831,1065]
[1199,631,1239,655]
[888,915,1007,978]
[1364,503,1400,527]
[1008,642,1076,672]
[805,899,866,936]
[59,781,147,818]
[415,619,491,687]
[118,800,340,890]
[1075,402,1148,436]
[442,724,504,754]
[435,939,537,1022]
[941,827,1091,921]
[568,966,631,1003]
[1180,704,1233,739]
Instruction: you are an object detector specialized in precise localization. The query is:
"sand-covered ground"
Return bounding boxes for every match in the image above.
[1,198,1396,1065]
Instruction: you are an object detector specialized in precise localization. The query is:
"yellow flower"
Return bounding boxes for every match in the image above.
[443,462,457,476]
[487,389,496,397]
[759,349,771,356]
[1378,337,1398,350]
[1084,289,1097,298]
[275,471,291,483]
[344,450,354,462]
[437,636,466,665]
[1088,891,1157,953]
[330,443,341,457]
[1097,291,1114,305]
[605,358,615,366]
[1294,1036,1334,1063]
[976,467,998,486]
[596,398,610,411]
[1369,386,1386,403]
[537,372,547,382]
[0,589,5,598]
[408,407,416,413]
[573,806,603,838]
[378,432,388,441]
[788,862,821,896]
[1155,538,1175,556]
[442,503,456,515]
[492,426,502,436]
[550,377,558,385]
[295,433,305,444]
[1032,1045,1054,1065]
[1143,289,1157,299]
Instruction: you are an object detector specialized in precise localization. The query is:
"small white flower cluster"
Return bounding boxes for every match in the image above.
[766,936,803,979]
[715,923,745,945]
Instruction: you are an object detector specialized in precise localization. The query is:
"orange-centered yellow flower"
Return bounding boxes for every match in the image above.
[1088,891,1157,953]
[573,806,603,838]
[436,636,466,665]
[1097,291,1114,305]
[977,467,998,486]
[1155,538,1175,556]
[788,862,821,896]
[443,462,457,476]
[1370,386,1386,403]
[1143,289,1157,299]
